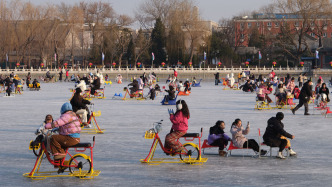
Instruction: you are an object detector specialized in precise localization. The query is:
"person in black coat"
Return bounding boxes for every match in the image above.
[59,71,63,82]
[292,80,313,115]
[164,85,175,104]
[70,88,91,125]
[128,79,139,95]
[240,79,254,92]
[214,72,220,85]
[90,76,101,95]
[263,112,296,159]
[208,121,231,156]
[319,83,330,102]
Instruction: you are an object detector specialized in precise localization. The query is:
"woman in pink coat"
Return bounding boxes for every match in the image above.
[45,102,81,160]
[164,100,190,153]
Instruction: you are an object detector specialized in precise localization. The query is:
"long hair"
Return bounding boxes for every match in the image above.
[230,118,241,130]
[176,100,190,119]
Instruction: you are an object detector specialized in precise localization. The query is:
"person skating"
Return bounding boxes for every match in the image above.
[263,112,296,159]
[208,120,231,156]
[292,80,313,115]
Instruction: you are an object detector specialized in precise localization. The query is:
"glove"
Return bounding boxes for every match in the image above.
[168,109,174,115]
[35,126,44,135]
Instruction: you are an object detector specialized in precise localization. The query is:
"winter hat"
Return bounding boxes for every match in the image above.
[60,102,72,114]
[75,87,82,93]
[276,112,284,120]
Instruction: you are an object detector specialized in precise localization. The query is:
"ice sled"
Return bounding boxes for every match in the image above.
[161,95,178,105]
[192,79,202,87]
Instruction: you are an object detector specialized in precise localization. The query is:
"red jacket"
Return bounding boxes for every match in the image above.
[174,71,178,78]
[170,111,188,132]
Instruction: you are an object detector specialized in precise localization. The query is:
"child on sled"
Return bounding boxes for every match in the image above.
[164,100,190,153]
[208,120,231,156]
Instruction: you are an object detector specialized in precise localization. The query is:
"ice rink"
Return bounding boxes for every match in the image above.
[1,79,332,186]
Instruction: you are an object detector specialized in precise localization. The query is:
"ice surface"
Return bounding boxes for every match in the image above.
[1,80,332,187]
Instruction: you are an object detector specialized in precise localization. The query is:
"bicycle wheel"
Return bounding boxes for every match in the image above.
[69,155,91,175]
[179,144,200,162]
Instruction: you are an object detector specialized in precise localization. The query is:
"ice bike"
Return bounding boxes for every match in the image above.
[25,129,100,180]
[78,104,105,134]
[140,120,208,165]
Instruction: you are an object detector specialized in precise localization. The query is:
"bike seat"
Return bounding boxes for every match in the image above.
[70,142,91,148]
[182,133,199,138]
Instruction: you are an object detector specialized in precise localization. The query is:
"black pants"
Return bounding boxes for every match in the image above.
[210,138,228,151]
[263,137,288,152]
[215,79,219,85]
[243,139,260,152]
[299,82,303,88]
[293,99,309,114]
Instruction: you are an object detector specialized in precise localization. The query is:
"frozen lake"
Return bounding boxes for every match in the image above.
[1,79,332,186]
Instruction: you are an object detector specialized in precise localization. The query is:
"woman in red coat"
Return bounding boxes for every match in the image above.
[164,100,190,153]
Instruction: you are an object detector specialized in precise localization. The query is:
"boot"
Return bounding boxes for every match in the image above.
[288,149,297,156]
[219,150,227,157]
[291,108,295,115]
[277,152,286,159]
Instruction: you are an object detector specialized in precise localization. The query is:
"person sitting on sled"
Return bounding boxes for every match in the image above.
[32,79,40,88]
[165,100,190,153]
[274,83,287,105]
[257,81,272,103]
[128,77,139,95]
[263,112,296,159]
[44,103,81,160]
[319,83,330,103]
[208,120,231,156]
[240,79,254,92]
[164,85,176,104]
[230,119,267,156]
[184,79,191,92]
[90,76,101,95]
[178,81,185,92]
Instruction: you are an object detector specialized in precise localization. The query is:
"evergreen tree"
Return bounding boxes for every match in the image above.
[150,18,166,67]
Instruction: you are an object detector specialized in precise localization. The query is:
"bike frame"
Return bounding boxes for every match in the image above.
[122,89,144,100]
[141,128,205,165]
[26,136,97,179]
[78,105,104,134]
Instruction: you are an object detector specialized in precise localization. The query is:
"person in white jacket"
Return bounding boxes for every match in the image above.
[230,119,267,155]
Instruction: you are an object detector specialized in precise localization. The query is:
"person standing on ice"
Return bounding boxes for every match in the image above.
[173,69,178,81]
[230,119,267,156]
[263,112,296,159]
[214,72,220,85]
[164,100,190,153]
[292,80,313,115]
[208,120,231,156]
[229,73,235,88]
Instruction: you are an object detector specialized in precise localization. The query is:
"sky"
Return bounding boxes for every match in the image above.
[28,0,274,24]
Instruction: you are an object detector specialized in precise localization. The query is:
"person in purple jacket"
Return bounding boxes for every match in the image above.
[208,120,231,156]
[44,102,81,160]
